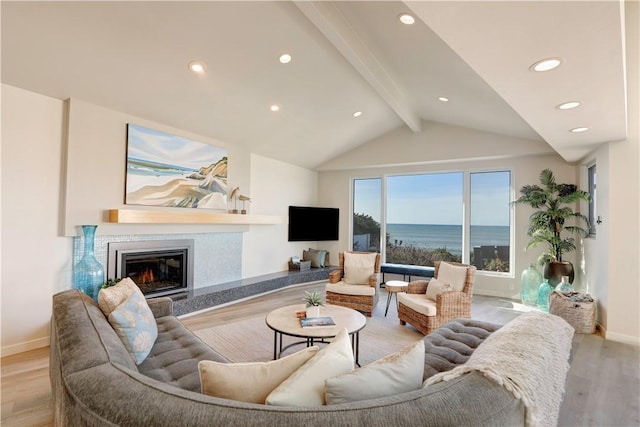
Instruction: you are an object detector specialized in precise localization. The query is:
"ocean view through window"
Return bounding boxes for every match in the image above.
[352,170,512,273]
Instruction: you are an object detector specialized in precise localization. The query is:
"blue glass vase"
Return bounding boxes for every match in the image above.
[536,279,554,312]
[521,264,542,306]
[73,225,104,302]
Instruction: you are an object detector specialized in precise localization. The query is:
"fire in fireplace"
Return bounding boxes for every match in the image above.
[107,240,194,297]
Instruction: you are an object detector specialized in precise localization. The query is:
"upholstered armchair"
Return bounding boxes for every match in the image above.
[325,251,381,317]
[398,261,476,335]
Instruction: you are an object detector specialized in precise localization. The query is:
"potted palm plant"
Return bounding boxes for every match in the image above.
[514,169,591,285]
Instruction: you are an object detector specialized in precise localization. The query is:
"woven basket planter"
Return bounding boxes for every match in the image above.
[549,292,596,334]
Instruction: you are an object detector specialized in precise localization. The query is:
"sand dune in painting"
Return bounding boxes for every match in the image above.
[127,176,227,209]
[127,159,228,209]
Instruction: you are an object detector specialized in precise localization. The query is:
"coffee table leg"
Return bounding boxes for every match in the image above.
[273,331,278,360]
[385,291,393,316]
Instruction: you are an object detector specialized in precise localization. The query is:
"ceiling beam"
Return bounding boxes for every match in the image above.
[294,1,422,133]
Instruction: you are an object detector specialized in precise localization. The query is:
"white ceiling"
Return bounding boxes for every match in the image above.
[1,1,627,169]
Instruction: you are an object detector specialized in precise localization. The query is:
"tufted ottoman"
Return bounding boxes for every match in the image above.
[422,318,502,380]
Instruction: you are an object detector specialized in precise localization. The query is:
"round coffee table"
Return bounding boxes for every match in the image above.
[265,304,366,365]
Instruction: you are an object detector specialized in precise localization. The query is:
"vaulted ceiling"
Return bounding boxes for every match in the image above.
[1,1,627,169]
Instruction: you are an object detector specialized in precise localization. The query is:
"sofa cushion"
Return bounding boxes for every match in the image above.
[325,282,376,296]
[437,262,468,291]
[99,280,158,364]
[266,328,354,406]
[198,346,319,404]
[422,319,501,381]
[137,316,229,392]
[425,278,452,301]
[397,293,437,316]
[343,252,377,285]
[325,340,425,405]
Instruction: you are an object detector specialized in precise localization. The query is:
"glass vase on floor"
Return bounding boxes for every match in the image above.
[555,275,574,293]
[521,264,542,306]
[537,279,553,312]
[73,225,105,302]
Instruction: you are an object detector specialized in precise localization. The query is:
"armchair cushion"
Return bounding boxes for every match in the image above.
[343,252,378,285]
[425,278,452,301]
[326,282,376,296]
[397,293,437,316]
[437,261,469,291]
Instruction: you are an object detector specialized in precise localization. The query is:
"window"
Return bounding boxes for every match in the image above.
[588,164,596,236]
[386,173,463,267]
[470,171,511,272]
[352,178,382,252]
[351,169,513,273]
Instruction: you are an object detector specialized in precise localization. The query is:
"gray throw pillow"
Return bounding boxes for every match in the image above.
[303,250,326,268]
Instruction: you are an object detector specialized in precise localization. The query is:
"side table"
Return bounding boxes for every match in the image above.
[384,280,408,316]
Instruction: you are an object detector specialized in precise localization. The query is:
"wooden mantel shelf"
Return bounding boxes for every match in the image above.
[108,209,287,225]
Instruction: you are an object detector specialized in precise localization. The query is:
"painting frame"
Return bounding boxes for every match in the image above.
[125,124,228,210]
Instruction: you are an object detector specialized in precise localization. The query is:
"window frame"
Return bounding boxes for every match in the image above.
[350,167,514,277]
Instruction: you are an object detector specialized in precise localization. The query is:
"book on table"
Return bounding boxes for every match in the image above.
[300,316,336,328]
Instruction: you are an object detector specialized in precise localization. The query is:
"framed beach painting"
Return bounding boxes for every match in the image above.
[125,124,228,210]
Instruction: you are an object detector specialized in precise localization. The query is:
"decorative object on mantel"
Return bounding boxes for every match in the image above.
[229,186,240,214]
[513,168,591,286]
[238,194,251,214]
[73,225,105,302]
[125,124,228,211]
[303,289,324,318]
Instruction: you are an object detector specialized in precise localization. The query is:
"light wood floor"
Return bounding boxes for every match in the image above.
[2,283,639,426]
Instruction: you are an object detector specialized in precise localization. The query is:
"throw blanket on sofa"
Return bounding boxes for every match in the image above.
[424,311,574,427]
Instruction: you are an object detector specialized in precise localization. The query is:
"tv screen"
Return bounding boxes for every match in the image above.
[288,206,339,241]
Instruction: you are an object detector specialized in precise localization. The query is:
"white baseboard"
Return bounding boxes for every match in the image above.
[1,336,50,357]
[600,327,640,346]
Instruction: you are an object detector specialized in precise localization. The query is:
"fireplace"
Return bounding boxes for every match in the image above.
[108,240,194,297]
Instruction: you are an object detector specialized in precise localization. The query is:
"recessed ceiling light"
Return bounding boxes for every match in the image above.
[279,54,292,64]
[530,57,561,72]
[438,96,449,102]
[556,101,581,110]
[398,13,415,25]
[353,111,362,117]
[188,60,206,74]
[270,104,281,112]
[570,127,589,133]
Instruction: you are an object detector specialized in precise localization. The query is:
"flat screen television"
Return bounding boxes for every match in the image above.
[288,206,339,241]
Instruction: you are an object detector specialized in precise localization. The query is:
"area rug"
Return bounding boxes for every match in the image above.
[194,311,423,366]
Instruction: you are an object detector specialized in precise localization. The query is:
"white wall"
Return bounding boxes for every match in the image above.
[581,0,640,345]
[317,121,580,300]
[64,98,251,237]
[243,154,318,277]
[1,85,73,355]
[1,86,320,355]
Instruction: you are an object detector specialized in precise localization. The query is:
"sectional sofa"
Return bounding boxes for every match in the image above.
[50,289,572,426]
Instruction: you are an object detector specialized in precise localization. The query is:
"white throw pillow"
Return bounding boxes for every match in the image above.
[324,340,425,405]
[437,262,469,291]
[425,278,452,301]
[266,328,354,406]
[99,278,158,364]
[343,252,377,285]
[198,346,319,404]
[98,277,138,316]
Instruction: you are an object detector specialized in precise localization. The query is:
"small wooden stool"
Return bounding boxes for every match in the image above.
[384,280,408,316]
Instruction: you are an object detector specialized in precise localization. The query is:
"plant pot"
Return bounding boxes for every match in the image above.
[543,261,574,286]
[306,305,320,318]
